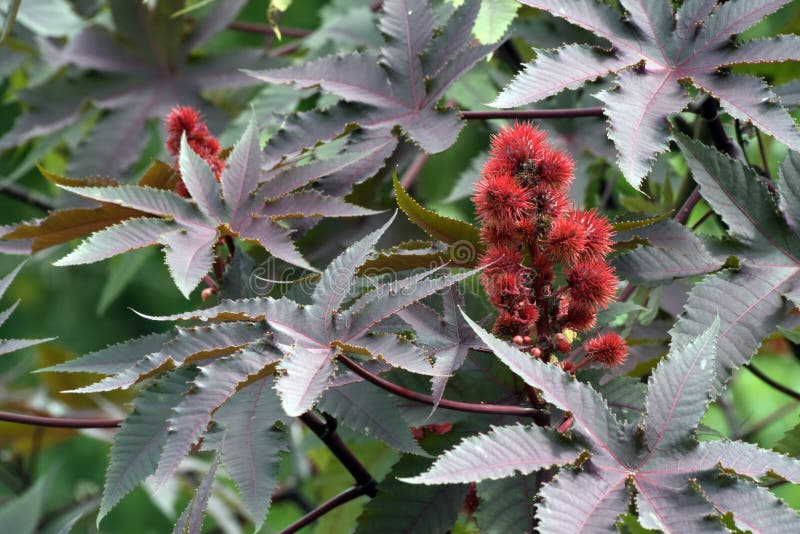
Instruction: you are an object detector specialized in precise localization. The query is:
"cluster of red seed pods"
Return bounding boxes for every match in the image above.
[473,123,627,369]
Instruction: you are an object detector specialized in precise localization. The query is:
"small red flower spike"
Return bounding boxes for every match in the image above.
[583,332,628,367]
[566,258,618,309]
[201,287,216,302]
[462,482,480,518]
[410,422,453,440]
[165,106,225,180]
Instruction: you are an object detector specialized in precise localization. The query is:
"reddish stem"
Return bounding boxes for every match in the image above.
[279,485,370,534]
[337,354,541,417]
[0,411,122,428]
[460,108,604,120]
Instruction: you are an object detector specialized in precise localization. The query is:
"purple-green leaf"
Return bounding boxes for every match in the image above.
[247,0,500,166]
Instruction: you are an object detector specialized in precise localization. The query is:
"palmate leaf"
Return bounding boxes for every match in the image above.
[670,134,800,393]
[61,322,269,394]
[474,474,537,533]
[268,214,477,416]
[0,0,266,178]
[40,332,173,375]
[1,160,173,256]
[494,0,800,188]
[406,314,800,531]
[38,117,376,297]
[445,0,519,44]
[173,453,219,534]
[393,175,482,253]
[248,0,500,183]
[402,424,579,484]
[117,214,476,419]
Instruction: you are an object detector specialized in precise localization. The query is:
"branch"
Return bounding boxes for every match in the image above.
[299,411,377,491]
[399,152,428,190]
[0,411,122,428]
[460,108,604,120]
[337,354,541,418]
[674,188,702,225]
[279,485,370,534]
[289,412,377,533]
[745,364,800,402]
[269,41,301,57]
[0,0,21,44]
[227,21,310,38]
[697,97,739,158]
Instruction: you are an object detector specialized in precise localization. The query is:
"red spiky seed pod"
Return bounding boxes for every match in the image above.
[480,224,516,248]
[547,212,589,264]
[566,258,618,309]
[583,332,628,367]
[530,185,569,221]
[534,144,574,193]
[473,172,534,229]
[487,122,548,176]
[573,209,614,259]
[516,300,539,326]
[494,311,522,336]
[165,106,225,180]
[479,243,524,276]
